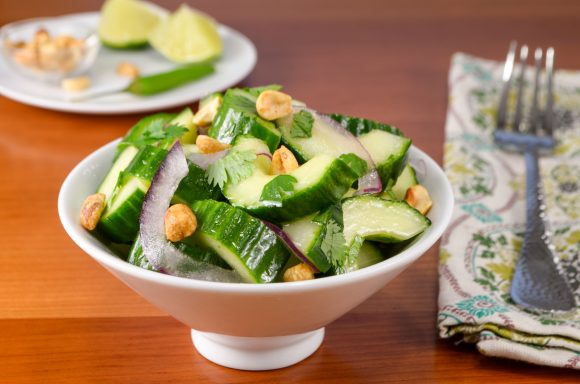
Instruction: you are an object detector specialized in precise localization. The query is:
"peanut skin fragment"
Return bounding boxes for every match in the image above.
[165,204,197,242]
[80,193,106,230]
[283,263,315,282]
[270,145,299,174]
[256,90,293,121]
[404,184,433,215]
[196,135,231,154]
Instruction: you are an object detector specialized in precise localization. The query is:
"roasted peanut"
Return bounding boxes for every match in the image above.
[256,90,293,121]
[283,263,315,282]
[193,96,222,126]
[12,46,36,67]
[116,61,140,78]
[405,184,433,215]
[270,145,299,174]
[8,27,86,73]
[164,204,197,242]
[61,76,91,92]
[80,193,106,230]
[33,28,50,45]
[196,135,231,154]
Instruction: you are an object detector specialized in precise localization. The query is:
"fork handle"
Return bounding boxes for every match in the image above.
[511,148,576,310]
[523,148,546,241]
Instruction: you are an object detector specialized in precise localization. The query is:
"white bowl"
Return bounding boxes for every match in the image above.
[0,16,100,83]
[58,139,453,370]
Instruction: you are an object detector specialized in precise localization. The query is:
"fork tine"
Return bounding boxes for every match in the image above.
[497,41,517,130]
[529,48,543,135]
[513,45,529,132]
[544,47,555,137]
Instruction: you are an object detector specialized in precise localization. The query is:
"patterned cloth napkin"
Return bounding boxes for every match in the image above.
[438,53,580,369]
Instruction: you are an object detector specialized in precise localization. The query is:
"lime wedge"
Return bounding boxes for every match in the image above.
[98,0,167,49]
[149,4,223,63]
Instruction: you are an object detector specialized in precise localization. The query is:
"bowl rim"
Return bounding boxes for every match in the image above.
[58,138,454,294]
[1,15,98,40]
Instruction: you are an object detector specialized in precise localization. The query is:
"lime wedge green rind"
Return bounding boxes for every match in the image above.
[98,0,167,49]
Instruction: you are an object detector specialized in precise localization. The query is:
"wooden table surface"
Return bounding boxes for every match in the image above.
[1,0,579,382]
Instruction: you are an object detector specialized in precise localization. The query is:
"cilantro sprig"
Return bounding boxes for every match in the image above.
[132,120,188,148]
[290,110,314,138]
[206,150,257,188]
[319,219,347,272]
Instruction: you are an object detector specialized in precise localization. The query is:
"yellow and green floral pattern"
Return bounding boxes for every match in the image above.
[438,53,580,370]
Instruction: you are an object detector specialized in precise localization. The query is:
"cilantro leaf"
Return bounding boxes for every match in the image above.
[132,122,188,149]
[319,218,347,273]
[260,175,297,206]
[313,205,349,273]
[290,110,314,138]
[206,150,256,188]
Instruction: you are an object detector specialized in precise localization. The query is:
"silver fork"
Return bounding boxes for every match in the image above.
[495,41,576,311]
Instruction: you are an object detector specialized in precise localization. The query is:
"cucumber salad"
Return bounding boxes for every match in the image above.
[79,85,433,283]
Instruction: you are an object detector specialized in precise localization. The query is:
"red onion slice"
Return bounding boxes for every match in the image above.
[257,152,272,160]
[187,149,229,170]
[262,220,320,274]
[310,111,382,194]
[140,142,241,283]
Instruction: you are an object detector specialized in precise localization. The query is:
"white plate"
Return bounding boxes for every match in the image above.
[0,12,257,114]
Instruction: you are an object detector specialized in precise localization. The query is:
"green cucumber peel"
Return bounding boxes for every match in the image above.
[173,160,223,204]
[117,113,175,156]
[210,88,281,152]
[329,114,403,137]
[122,145,168,182]
[244,84,283,97]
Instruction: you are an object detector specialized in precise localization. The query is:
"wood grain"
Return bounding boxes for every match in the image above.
[1,0,579,382]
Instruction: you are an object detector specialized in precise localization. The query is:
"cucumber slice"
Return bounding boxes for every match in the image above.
[98,177,149,243]
[358,129,411,189]
[390,164,418,200]
[99,145,219,243]
[342,196,431,257]
[127,235,156,271]
[282,215,331,273]
[244,84,283,97]
[277,110,370,164]
[97,145,139,198]
[190,200,290,283]
[356,242,385,269]
[223,138,367,223]
[117,111,197,156]
[285,205,384,276]
[210,88,281,152]
[172,107,197,144]
[173,160,223,204]
[329,114,403,137]
[123,145,168,181]
[128,234,231,271]
[117,113,176,156]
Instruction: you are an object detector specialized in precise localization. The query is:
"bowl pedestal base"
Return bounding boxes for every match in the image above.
[191,327,325,370]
